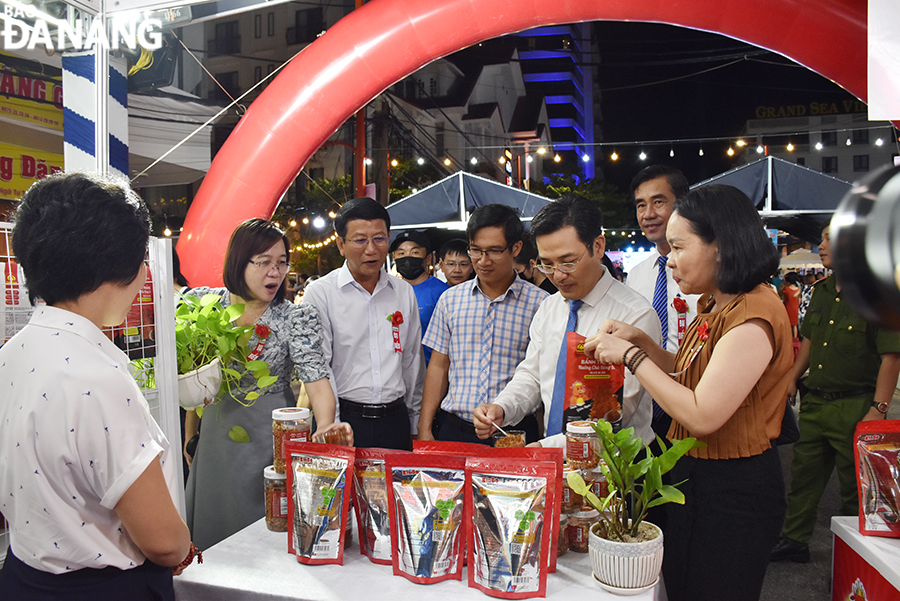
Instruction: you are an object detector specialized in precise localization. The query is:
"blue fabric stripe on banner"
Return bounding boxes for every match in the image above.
[63,54,95,83]
[109,67,128,108]
[109,135,129,175]
[63,108,95,156]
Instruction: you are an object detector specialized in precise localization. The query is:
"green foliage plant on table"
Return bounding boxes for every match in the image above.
[175,294,278,442]
[567,420,704,543]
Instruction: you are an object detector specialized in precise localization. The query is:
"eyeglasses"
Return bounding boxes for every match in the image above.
[535,251,588,275]
[442,260,471,269]
[344,236,389,248]
[248,259,291,272]
[467,243,513,260]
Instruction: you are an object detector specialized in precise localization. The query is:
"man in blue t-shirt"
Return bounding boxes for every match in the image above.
[390,230,449,364]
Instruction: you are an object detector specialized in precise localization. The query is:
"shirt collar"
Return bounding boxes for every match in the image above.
[471,274,524,302]
[337,261,394,292]
[29,305,131,368]
[579,266,613,308]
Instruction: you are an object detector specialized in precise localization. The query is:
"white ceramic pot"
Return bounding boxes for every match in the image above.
[588,521,664,594]
[178,358,222,410]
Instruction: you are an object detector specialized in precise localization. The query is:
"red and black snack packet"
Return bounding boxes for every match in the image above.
[855,420,900,538]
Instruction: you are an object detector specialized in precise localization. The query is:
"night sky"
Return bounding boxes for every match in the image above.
[592,21,860,191]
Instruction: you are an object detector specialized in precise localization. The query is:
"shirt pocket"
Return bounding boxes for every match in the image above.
[833,314,868,354]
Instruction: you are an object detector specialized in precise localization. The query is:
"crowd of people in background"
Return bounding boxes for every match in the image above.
[2,166,897,601]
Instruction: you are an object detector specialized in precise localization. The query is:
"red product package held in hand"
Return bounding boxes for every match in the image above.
[285,441,355,564]
[855,420,900,537]
[564,333,625,424]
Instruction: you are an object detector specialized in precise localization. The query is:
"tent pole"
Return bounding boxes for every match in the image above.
[458,170,467,225]
[766,155,774,212]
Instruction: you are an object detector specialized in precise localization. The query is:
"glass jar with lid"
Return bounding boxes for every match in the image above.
[272,407,311,474]
[566,509,599,553]
[264,465,288,532]
[566,420,599,470]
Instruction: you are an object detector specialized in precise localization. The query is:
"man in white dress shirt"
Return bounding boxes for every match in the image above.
[303,198,425,450]
[473,195,660,447]
[626,165,701,439]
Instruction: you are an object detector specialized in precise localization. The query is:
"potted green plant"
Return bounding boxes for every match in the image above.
[567,420,703,593]
[175,293,276,411]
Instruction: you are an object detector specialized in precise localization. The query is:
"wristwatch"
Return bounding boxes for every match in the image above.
[873,401,890,414]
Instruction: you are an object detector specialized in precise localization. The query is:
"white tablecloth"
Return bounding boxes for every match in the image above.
[174,518,667,600]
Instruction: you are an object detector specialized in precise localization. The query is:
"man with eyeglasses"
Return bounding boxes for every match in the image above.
[437,238,474,286]
[473,195,659,447]
[304,197,425,450]
[389,230,449,365]
[417,204,548,444]
[627,165,701,439]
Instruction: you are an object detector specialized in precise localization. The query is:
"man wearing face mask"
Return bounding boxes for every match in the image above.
[390,230,450,364]
[513,233,557,294]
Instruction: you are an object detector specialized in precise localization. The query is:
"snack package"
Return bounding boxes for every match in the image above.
[385,453,466,584]
[285,441,355,564]
[564,333,625,424]
[855,420,900,537]
[466,457,555,599]
[414,441,563,573]
[353,448,407,564]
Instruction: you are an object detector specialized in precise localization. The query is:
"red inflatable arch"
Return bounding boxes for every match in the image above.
[178,0,867,285]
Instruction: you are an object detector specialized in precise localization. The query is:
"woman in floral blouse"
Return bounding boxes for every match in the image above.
[183,218,350,550]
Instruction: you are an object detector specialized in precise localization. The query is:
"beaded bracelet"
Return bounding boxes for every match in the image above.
[622,344,641,367]
[176,543,203,570]
[630,352,649,374]
[626,349,648,374]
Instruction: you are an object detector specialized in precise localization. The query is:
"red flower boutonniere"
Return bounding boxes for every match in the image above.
[247,324,271,362]
[670,320,709,377]
[672,297,689,314]
[696,321,709,343]
[388,311,403,353]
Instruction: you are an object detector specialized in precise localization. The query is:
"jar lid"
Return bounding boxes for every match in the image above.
[273,407,311,421]
[566,420,596,435]
[263,465,287,479]
[571,509,599,520]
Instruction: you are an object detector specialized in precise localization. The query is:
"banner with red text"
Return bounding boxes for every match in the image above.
[0,142,64,200]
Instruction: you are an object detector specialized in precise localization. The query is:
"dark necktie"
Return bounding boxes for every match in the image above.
[547,299,583,436]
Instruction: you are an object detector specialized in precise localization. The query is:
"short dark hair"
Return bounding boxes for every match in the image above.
[466,204,524,248]
[439,238,468,260]
[12,172,150,306]
[223,218,290,304]
[530,194,602,252]
[629,165,689,203]
[514,233,537,265]
[783,272,803,287]
[334,197,390,238]
[674,184,779,294]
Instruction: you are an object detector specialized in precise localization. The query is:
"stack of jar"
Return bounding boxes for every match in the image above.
[559,420,608,555]
[265,408,312,532]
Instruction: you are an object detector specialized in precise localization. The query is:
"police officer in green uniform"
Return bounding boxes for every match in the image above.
[771,224,900,563]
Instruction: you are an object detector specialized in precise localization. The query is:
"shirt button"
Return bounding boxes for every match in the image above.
[823,342,827,347]
[829,320,834,325]
[836,298,841,303]
[818,364,823,369]
[848,326,853,331]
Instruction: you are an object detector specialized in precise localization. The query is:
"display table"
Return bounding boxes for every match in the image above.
[174,518,667,600]
[831,516,900,601]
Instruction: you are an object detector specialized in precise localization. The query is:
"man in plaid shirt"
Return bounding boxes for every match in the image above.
[417,204,548,444]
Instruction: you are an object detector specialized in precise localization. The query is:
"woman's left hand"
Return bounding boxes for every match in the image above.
[584,330,634,365]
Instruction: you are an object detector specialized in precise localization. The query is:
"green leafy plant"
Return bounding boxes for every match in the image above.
[175,293,277,405]
[567,420,704,542]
